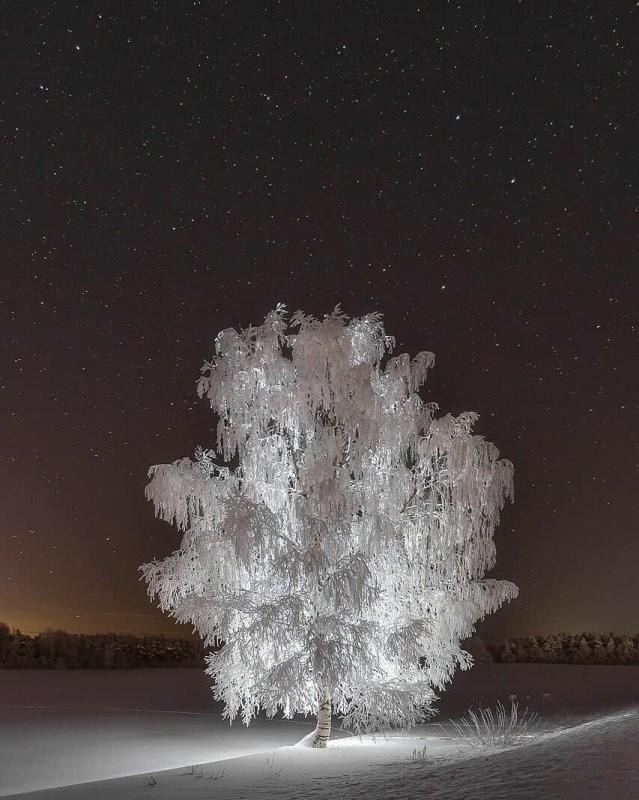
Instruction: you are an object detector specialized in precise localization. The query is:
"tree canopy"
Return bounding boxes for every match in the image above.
[141,305,517,745]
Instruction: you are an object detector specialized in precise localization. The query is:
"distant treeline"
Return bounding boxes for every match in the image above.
[0,623,205,669]
[487,632,639,665]
[2,624,638,669]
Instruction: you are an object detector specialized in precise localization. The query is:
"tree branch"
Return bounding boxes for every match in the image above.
[399,487,417,514]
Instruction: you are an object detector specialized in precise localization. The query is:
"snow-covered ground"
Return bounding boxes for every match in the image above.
[1,666,638,799]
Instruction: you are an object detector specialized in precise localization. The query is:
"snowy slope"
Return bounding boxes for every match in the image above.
[4,710,639,800]
[1,667,639,799]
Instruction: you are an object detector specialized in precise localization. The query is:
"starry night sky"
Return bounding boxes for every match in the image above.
[2,2,637,641]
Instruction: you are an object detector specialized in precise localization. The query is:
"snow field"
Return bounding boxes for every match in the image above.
[1,667,639,799]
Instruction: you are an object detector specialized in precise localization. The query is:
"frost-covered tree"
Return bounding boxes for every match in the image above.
[140,305,517,747]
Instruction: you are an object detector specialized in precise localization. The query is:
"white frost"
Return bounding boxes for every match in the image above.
[140,305,517,733]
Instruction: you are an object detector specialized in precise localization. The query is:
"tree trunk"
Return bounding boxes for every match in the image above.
[310,689,332,748]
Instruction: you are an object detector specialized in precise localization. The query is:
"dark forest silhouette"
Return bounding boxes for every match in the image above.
[489,632,639,665]
[1,624,638,669]
[0,622,204,669]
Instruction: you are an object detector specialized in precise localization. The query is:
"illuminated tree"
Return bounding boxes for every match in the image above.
[140,305,517,747]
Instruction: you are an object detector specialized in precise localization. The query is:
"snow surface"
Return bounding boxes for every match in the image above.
[1,666,639,799]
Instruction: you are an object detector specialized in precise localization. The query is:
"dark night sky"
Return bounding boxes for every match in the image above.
[2,2,637,641]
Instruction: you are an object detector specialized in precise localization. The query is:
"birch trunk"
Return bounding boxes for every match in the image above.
[310,689,332,748]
